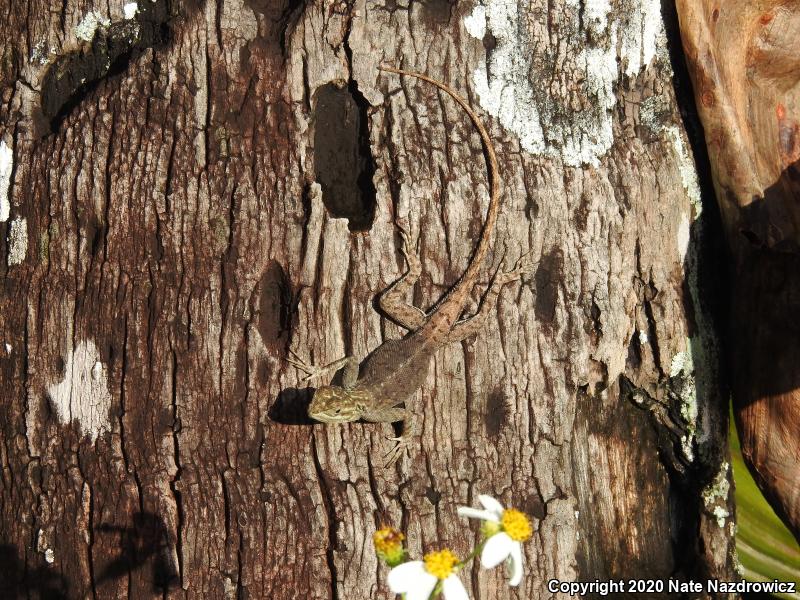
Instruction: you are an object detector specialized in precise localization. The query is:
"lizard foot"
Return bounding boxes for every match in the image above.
[383,434,411,468]
[286,350,323,383]
[506,250,536,278]
[396,223,421,274]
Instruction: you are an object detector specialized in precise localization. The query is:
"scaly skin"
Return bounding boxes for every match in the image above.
[288,66,528,466]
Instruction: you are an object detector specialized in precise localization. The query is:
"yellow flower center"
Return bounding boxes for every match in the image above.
[501,508,532,542]
[373,526,406,566]
[423,549,459,579]
[373,526,404,555]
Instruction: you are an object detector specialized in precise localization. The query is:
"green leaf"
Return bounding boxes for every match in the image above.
[731,412,800,600]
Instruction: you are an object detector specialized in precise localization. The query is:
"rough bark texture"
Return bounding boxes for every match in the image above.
[676,0,800,540]
[1,0,738,598]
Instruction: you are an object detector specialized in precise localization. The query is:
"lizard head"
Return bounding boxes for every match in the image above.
[308,385,367,423]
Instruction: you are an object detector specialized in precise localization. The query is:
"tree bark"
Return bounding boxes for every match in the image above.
[1,0,738,598]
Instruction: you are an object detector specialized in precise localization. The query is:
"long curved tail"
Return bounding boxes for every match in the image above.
[379,65,500,328]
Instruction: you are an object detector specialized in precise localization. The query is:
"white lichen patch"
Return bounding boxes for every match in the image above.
[36,529,55,563]
[4,343,11,354]
[464,0,666,167]
[74,11,110,43]
[711,505,729,528]
[463,2,547,156]
[669,345,698,461]
[638,330,649,344]
[702,461,731,527]
[639,93,671,132]
[31,40,46,64]
[670,348,693,377]
[665,125,702,215]
[581,0,613,37]
[7,216,28,266]
[0,140,12,222]
[224,576,237,599]
[619,0,664,76]
[47,340,112,442]
[571,39,618,167]
[123,2,138,19]
[30,40,57,67]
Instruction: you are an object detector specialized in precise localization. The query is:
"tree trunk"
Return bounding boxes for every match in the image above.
[0,0,738,598]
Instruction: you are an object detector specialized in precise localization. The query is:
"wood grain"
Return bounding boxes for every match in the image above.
[676,0,800,540]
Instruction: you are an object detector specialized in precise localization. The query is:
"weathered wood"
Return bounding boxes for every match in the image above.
[1,0,737,597]
[676,0,800,540]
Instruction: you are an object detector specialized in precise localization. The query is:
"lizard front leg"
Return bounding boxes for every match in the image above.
[363,405,413,467]
[378,225,426,331]
[287,350,360,389]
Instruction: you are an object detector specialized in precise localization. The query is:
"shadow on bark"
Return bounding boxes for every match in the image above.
[0,543,69,599]
[730,166,800,539]
[270,387,315,425]
[95,512,179,593]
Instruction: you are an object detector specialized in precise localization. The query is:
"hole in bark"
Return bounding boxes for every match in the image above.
[313,82,376,231]
[424,487,442,505]
[626,332,642,369]
[421,0,456,25]
[39,0,172,134]
[253,261,293,353]
[484,387,510,437]
[523,492,546,521]
[534,248,563,328]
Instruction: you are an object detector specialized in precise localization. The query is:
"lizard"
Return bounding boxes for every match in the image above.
[288,65,529,466]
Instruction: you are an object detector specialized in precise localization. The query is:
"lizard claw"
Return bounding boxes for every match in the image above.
[286,349,311,371]
[396,223,418,266]
[286,350,320,382]
[383,433,412,467]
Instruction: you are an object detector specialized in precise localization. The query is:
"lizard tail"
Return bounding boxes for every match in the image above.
[379,65,501,316]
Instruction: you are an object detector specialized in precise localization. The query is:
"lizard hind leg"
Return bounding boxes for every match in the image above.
[445,253,533,344]
[378,225,426,330]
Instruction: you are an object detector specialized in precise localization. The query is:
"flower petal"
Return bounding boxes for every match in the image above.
[481,532,514,568]
[387,561,426,593]
[507,542,524,586]
[442,574,470,600]
[478,494,505,516]
[406,572,438,600]
[457,507,500,522]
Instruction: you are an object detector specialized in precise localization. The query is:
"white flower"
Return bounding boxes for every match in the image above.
[457,494,532,586]
[387,549,469,600]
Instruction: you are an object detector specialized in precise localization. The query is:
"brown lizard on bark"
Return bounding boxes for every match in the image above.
[289,66,529,466]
